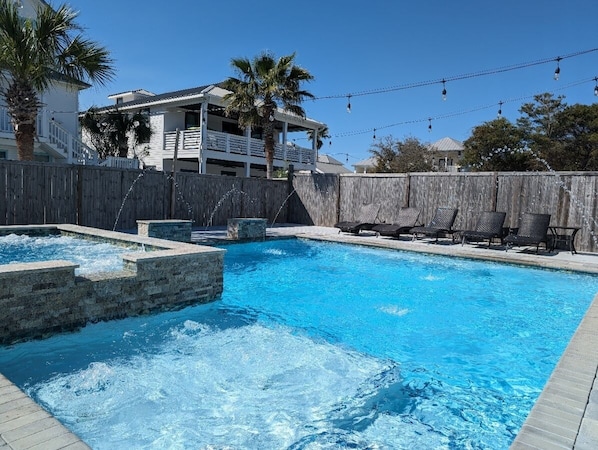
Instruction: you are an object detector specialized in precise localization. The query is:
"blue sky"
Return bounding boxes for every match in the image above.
[64,0,598,168]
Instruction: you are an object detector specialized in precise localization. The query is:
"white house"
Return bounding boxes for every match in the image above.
[92,83,327,177]
[353,156,377,173]
[0,0,125,167]
[429,137,464,172]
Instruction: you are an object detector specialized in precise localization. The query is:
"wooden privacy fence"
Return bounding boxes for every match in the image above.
[289,171,598,253]
[1,161,597,253]
[0,161,291,231]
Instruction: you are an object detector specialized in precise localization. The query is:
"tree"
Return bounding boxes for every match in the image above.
[80,108,152,160]
[461,118,531,171]
[222,52,314,179]
[551,103,598,170]
[370,136,435,173]
[0,1,114,161]
[517,93,567,169]
[307,125,330,150]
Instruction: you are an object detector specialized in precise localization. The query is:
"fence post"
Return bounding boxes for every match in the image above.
[170,128,180,219]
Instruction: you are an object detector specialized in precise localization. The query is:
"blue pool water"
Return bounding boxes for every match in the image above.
[0,233,138,274]
[0,238,596,449]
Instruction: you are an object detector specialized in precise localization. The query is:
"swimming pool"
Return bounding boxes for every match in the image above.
[0,233,137,274]
[0,238,596,449]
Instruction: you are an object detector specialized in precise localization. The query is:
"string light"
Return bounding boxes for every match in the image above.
[554,57,561,80]
[441,79,447,101]
[373,128,376,140]
[497,101,503,117]
[315,48,597,101]
[346,95,351,113]
[330,78,593,140]
[594,77,598,96]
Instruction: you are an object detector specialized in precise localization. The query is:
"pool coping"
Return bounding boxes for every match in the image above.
[1,224,597,449]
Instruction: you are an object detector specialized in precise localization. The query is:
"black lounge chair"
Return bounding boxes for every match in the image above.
[460,211,506,247]
[410,207,458,243]
[334,203,380,234]
[504,213,551,253]
[372,207,421,239]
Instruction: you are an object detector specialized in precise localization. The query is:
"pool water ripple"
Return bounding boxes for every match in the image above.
[0,238,596,449]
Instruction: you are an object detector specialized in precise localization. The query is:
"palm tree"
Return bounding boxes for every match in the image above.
[0,1,114,161]
[307,125,330,150]
[222,52,314,179]
[80,108,152,159]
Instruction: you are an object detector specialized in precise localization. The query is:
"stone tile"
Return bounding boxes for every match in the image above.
[575,417,598,450]
[513,424,575,449]
[7,423,68,449]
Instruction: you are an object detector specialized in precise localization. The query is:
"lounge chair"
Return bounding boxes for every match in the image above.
[334,203,380,234]
[372,207,421,239]
[410,207,458,243]
[460,211,506,247]
[504,213,551,253]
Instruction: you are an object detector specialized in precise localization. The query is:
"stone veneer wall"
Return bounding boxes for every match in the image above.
[137,219,192,242]
[0,224,225,344]
[227,218,267,240]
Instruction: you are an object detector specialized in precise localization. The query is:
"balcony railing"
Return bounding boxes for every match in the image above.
[164,129,315,166]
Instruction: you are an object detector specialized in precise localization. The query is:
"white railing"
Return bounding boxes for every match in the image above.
[99,156,140,169]
[48,120,99,165]
[164,129,315,166]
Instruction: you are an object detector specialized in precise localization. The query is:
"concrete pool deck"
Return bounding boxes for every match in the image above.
[1,224,597,449]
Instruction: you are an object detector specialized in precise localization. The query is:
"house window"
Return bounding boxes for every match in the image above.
[221,170,237,177]
[0,150,6,160]
[251,128,263,139]
[116,97,123,105]
[34,153,50,162]
[222,121,243,136]
[185,112,200,129]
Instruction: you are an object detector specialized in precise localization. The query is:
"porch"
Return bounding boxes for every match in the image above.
[162,129,316,173]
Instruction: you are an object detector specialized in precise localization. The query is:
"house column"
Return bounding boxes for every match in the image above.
[199,101,208,173]
[312,128,319,165]
[282,121,288,161]
[245,126,251,156]
[244,162,251,177]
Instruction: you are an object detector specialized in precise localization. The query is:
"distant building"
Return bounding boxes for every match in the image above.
[353,156,377,173]
[316,154,351,174]
[429,137,464,172]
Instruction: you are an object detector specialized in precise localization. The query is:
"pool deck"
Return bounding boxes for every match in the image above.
[1,224,597,449]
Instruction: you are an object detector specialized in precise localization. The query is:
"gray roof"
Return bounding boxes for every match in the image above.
[316,154,351,174]
[430,137,464,152]
[93,83,221,111]
[353,156,377,168]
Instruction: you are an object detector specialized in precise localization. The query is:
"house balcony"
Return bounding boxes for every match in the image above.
[162,129,316,171]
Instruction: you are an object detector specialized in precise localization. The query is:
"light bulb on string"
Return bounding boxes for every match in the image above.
[428,118,432,133]
[497,101,503,118]
[373,128,376,140]
[441,79,447,101]
[346,95,352,113]
[554,57,561,80]
[594,77,598,96]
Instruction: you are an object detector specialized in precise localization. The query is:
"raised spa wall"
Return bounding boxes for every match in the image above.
[0,224,225,344]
